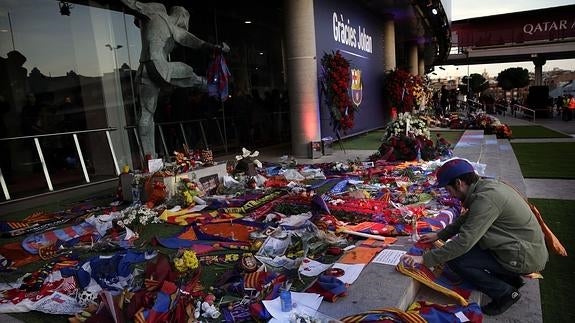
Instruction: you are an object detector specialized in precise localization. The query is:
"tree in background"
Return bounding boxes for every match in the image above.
[460,73,488,98]
[496,67,530,91]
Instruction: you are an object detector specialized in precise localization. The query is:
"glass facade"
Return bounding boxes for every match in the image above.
[0,0,288,202]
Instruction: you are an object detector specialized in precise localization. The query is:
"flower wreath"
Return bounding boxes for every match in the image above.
[320,50,355,133]
[384,69,425,113]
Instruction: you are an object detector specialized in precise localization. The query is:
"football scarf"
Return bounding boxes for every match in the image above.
[396,244,473,306]
[207,51,231,101]
[339,301,482,323]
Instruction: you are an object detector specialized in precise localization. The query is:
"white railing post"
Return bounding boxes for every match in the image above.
[0,167,10,200]
[34,137,54,191]
[106,130,121,175]
[73,133,91,183]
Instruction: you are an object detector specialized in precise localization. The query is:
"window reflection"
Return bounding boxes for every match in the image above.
[0,0,138,200]
[0,0,289,202]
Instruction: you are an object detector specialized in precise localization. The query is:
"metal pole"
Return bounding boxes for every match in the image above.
[34,137,53,191]
[122,10,138,123]
[214,118,225,150]
[73,133,90,183]
[179,122,189,148]
[198,121,209,149]
[213,7,228,153]
[7,11,15,50]
[157,125,169,157]
[132,127,145,170]
[0,168,10,200]
[466,50,470,100]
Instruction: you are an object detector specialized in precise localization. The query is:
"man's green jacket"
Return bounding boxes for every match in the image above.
[423,178,548,273]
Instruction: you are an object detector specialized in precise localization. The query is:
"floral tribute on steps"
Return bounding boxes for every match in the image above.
[372,112,453,162]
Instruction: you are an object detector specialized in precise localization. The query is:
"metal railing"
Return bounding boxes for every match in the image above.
[0,128,120,202]
[494,103,508,116]
[127,111,291,164]
[512,104,536,122]
[126,116,235,164]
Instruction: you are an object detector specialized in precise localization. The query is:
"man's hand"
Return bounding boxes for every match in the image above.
[222,42,230,53]
[215,42,230,53]
[418,232,439,244]
[400,254,423,267]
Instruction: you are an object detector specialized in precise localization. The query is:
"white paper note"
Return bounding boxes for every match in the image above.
[148,158,164,173]
[371,249,406,266]
[455,311,470,322]
[331,263,366,284]
[298,258,332,277]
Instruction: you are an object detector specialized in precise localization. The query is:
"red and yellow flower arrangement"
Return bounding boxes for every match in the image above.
[384,69,425,113]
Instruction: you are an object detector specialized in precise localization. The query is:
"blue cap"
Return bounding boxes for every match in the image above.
[435,159,475,187]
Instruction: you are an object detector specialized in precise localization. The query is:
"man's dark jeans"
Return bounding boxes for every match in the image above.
[447,245,518,301]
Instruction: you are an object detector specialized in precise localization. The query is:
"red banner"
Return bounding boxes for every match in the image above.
[452,5,575,48]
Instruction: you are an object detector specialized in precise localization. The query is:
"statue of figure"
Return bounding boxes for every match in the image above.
[121,0,229,157]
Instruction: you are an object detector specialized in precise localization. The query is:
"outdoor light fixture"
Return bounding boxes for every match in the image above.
[59,1,72,16]
[244,20,252,24]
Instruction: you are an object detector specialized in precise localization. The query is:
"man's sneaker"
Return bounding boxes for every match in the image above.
[481,290,521,316]
[508,276,526,290]
[497,274,526,290]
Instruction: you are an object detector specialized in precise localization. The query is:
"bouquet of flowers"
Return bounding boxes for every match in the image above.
[233,147,262,176]
[383,112,430,141]
[121,205,162,228]
[373,113,452,161]
[319,50,355,132]
[173,249,199,273]
[495,124,512,139]
[163,176,204,208]
[449,112,512,139]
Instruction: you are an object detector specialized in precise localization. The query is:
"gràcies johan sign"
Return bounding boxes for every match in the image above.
[332,12,372,53]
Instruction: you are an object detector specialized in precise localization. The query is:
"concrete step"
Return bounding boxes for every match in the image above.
[318,236,418,318]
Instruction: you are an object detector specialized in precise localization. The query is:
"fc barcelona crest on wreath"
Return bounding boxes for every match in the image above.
[351,68,363,107]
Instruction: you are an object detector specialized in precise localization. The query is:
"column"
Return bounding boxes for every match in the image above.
[532,55,546,86]
[383,15,396,71]
[284,0,321,158]
[408,43,418,76]
[418,57,425,76]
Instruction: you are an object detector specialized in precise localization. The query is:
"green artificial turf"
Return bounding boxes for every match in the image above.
[334,130,385,150]
[511,142,575,179]
[333,129,463,151]
[529,199,575,323]
[510,125,571,139]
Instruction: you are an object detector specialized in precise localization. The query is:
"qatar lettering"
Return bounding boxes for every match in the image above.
[332,12,372,53]
[523,19,575,35]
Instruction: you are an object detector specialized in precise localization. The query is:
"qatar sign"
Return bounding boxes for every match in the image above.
[522,19,575,36]
[452,5,575,47]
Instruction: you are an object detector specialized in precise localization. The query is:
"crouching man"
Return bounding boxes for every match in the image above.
[401,158,548,316]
